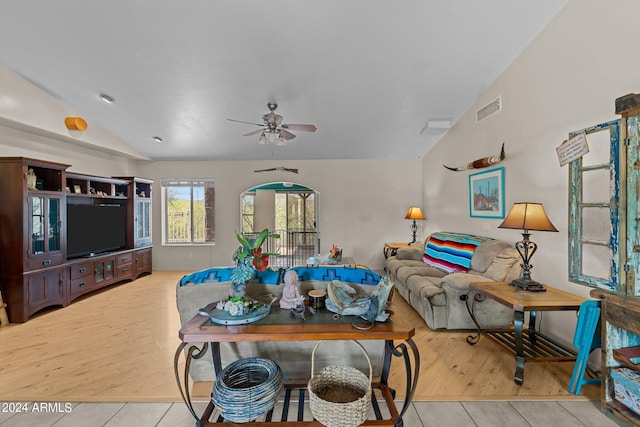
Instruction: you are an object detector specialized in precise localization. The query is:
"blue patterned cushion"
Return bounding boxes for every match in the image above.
[179,266,284,286]
[289,264,380,285]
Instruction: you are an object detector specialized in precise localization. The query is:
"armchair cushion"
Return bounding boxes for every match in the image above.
[482,247,521,282]
[395,247,424,261]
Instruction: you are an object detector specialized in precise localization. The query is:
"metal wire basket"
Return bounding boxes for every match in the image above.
[308,340,372,427]
[211,357,283,422]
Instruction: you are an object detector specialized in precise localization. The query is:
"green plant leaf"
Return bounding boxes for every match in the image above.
[236,233,251,251]
[253,228,269,249]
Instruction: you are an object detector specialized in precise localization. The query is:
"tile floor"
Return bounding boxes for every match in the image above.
[0,400,619,426]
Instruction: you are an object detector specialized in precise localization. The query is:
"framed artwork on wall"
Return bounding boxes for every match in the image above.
[469,167,505,218]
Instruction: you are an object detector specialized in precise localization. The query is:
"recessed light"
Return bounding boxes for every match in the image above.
[98,93,115,104]
[152,136,164,143]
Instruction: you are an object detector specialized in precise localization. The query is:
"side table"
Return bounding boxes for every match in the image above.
[465,281,584,385]
[383,242,412,259]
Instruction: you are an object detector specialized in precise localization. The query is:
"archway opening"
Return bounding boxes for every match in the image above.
[240,182,319,268]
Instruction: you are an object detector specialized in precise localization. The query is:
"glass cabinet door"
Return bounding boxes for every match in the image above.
[95,263,104,283]
[105,260,114,280]
[30,196,45,255]
[29,195,61,255]
[134,199,151,244]
[47,197,60,252]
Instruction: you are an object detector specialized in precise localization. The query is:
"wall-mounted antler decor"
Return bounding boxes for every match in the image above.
[254,167,298,174]
[443,143,505,171]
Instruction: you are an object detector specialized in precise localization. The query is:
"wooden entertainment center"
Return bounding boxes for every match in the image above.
[0,157,153,323]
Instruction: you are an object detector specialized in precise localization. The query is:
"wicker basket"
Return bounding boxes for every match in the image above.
[308,340,372,427]
[211,357,283,422]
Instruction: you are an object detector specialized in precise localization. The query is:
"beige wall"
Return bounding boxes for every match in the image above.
[254,189,276,232]
[422,0,640,342]
[135,159,422,272]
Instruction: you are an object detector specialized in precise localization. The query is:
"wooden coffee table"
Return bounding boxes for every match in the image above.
[466,281,585,385]
[174,302,419,426]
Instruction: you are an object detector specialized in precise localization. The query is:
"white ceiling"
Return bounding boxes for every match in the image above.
[0,1,566,161]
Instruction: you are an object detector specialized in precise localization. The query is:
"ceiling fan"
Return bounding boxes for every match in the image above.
[227,103,317,145]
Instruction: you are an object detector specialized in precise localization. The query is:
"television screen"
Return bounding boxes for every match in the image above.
[67,204,126,258]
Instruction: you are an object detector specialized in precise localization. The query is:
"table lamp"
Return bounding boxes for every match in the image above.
[405,206,425,243]
[498,202,558,292]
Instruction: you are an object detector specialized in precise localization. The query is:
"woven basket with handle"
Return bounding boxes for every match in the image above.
[308,340,372,427]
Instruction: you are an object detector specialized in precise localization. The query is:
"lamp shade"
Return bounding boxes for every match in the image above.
[405,207,425,220]
[498,202,558,232]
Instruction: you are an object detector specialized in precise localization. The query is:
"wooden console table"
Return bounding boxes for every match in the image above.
[174,302,419,426]
[466,281,585,385]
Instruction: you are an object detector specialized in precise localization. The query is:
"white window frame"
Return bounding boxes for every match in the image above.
[161,178,215,246]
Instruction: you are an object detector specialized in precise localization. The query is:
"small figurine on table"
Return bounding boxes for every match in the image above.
[279,270,305,309]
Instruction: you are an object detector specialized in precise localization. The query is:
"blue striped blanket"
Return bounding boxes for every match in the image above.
[423,232,492,273]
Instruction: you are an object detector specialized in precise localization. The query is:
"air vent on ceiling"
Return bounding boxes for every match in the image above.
[477,96,502,122]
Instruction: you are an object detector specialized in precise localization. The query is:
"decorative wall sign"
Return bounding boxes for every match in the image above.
[556,132,589,166]
[444,143,505,171]
[469,167,505,218]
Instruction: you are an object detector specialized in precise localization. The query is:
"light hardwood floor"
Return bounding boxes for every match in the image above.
[0,271,601,403]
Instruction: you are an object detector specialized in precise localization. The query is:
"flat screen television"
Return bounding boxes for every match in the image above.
[67,204,127,258]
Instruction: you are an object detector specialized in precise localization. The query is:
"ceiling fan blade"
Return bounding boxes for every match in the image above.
[243,129,264,137]
[280,129,297,140]
[281,124,317,132]
[227,118,264,127]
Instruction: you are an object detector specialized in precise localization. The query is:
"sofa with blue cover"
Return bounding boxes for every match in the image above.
[176,263,388,382]
[385,232,522,330]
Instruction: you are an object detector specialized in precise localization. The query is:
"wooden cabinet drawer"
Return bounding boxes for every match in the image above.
[69,262,93,280]
[26,253,63,271]
[115,253,132,267]
[70,276,95,297]
[116,262,133,279]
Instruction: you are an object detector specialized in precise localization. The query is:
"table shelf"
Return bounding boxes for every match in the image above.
[485,329,576,361]
[200,381,400,426]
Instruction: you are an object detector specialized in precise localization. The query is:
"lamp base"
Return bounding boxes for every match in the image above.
[509,278,546,292]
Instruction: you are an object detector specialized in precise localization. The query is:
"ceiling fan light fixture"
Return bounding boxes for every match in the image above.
[228,102,317,146]
[266,131,281,144]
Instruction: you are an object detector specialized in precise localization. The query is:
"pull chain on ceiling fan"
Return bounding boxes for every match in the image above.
[227,103,317,145]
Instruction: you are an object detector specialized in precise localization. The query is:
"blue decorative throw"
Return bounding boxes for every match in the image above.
[423,232,492,273]
[179,266,284,286]
[289,264,380,285]
[180,264,378,287]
